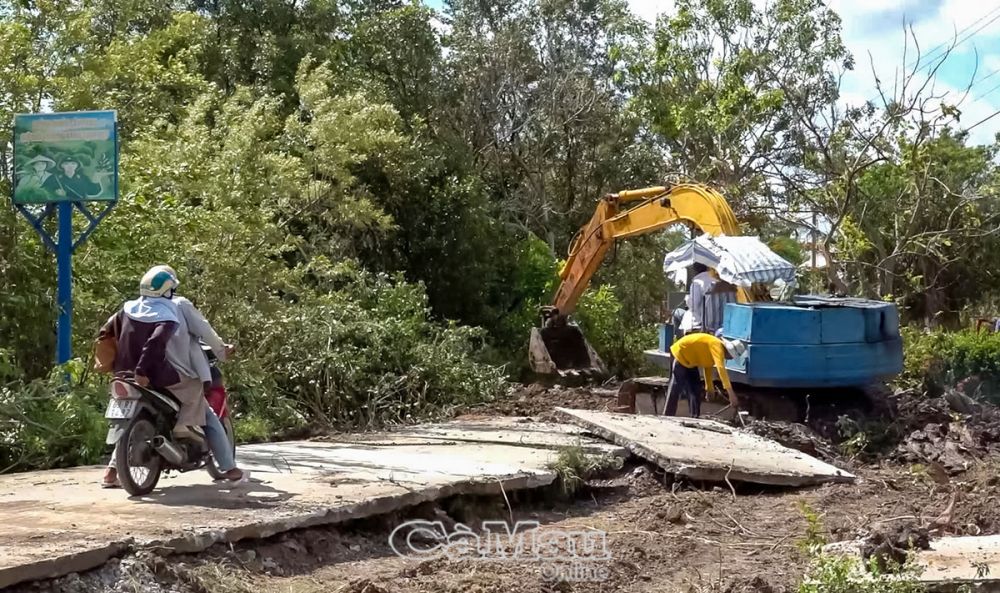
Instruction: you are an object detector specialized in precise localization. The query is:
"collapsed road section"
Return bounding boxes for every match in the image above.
[557,408,855,486]
[0,418,622,589]
[1,413,854,590]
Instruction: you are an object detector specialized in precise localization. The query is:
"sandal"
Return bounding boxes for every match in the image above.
[101,469,121,489]
[222,469,250,484]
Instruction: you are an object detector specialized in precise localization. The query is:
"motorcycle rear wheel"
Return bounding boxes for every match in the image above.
[116,416,162,496]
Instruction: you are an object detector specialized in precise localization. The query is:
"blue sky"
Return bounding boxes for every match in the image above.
[828,0,1000,145]
[423,0,1000,145]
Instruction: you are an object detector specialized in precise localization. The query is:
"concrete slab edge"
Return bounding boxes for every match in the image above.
[555,408,854,487]
[334,435,625,457]
[0,542,132,590]
[0,471,556,589]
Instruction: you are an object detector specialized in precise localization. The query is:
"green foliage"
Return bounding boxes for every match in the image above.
[0,4,515,469]
[259,265,507,428]
[767,235,806,267]
[576,284,657,378]
[796,502,926,593]
[840,132,1000,324]
[573,233,684,378]
[900,328,1000,399]
[636,0,848,212]
[487,235,561,373]
[799,553,925,593]
[796,501,826,554]
[547,443,623,496]
[0,370,108,471]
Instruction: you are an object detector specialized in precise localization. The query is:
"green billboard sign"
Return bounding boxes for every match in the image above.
[12,111,118,204]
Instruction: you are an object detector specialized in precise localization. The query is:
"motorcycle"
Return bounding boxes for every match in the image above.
[104,347,236,496]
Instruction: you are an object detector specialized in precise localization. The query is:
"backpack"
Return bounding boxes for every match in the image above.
[94,312,120,373]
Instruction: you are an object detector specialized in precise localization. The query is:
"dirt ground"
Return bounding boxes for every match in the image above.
[17,383,1000,593]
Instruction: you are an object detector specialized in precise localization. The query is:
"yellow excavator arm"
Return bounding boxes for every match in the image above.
[529,183,744,378]
[549,183,741,318]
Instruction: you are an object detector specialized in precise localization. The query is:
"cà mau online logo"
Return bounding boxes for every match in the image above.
[389,519,611,582]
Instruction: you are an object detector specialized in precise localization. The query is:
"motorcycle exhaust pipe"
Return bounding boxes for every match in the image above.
[151,436,185,465]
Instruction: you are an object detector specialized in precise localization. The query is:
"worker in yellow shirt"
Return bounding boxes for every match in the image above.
[663,333,746,417]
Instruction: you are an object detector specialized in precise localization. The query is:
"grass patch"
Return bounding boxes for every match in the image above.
[796,502,926,593]
[546,443,623,496]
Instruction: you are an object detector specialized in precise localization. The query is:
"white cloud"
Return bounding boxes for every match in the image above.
[824,0,1000,144]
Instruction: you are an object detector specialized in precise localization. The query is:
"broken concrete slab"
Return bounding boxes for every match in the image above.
[555,408,854,486]
[912,535,1000,586]
[0,419,624,589]
[826,534,1000,587]
[338,417,624,456]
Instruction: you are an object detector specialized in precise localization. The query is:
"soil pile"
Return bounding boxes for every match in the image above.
[470,383,617,420]
[892,389,1000,474]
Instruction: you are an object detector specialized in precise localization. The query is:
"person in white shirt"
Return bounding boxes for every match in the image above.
[688,264,714,333]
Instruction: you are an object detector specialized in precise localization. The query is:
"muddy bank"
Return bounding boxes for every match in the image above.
[17,384,1000,593]
[20,456,1000,593]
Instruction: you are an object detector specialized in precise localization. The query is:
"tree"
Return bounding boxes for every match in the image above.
[766,31,1000,324]
[441,0,657,252]
[634,0,849,220]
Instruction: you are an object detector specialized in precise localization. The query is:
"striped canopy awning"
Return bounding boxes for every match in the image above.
[663,234,797,288]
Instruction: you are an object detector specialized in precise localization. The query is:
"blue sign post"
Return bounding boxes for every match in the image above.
[12,111,119,365]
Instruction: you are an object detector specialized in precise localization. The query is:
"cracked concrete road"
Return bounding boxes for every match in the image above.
[0,418,623,589]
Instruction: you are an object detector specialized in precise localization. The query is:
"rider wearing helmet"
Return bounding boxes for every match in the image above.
[147,264,232,388]
[100,266,247,487]
[100,266,184,392]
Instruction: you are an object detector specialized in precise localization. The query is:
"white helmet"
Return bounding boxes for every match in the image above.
[139,265,179,298]
[722,339,746,359]
[153,264,177,278]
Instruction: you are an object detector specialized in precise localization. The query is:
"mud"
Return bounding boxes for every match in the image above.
[465,383,617,421]
[892,389,1000,473]
[743,419,839,461]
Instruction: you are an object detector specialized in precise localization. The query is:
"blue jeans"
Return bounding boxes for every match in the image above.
[109,408,235,472]
[663,359,705,417]
[204,408,236,472]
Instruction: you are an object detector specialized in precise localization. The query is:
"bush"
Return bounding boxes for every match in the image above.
[799,553,925,593]
[575,284,658,378]
[547,444,623,496]
[0,364,108,472]
[901,327,1000,399]
[256,265,506,429]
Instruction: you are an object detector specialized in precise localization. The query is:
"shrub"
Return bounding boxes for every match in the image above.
[547,444,623,496]
[799,553,925,593]
[900,327,1000,399]
[575,284,658,378]
[256,266,506,429]
[0,365,108,472]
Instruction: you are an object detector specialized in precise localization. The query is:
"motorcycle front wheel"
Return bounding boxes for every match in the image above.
[205,416,236,481]
[115,416,163,496]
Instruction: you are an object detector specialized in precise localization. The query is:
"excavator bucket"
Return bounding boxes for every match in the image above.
[528,324,607,380]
